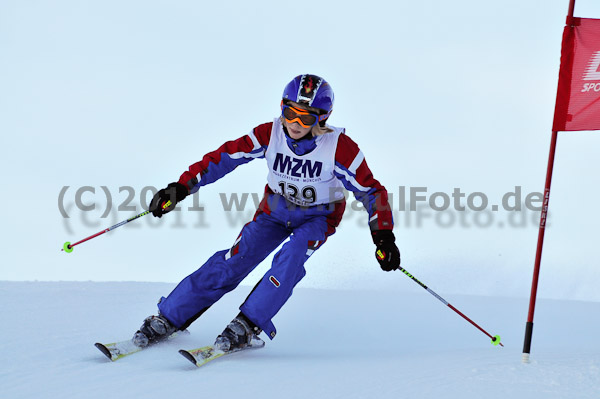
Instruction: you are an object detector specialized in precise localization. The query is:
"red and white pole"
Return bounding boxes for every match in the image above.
[61,210,151,253]
[522,131,558,363]
[522,0,576,363]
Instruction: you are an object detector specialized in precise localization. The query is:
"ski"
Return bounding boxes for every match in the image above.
[95,330,188,361]
[179,338,265,368]
[95,340,143,361]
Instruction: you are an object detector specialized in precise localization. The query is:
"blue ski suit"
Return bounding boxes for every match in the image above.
[157,119,393,339]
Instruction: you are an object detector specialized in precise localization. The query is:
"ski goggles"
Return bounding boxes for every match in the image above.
[281,103,326,128]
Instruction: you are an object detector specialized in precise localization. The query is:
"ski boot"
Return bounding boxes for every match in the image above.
[214,312,264,352]
[132,314,177,347]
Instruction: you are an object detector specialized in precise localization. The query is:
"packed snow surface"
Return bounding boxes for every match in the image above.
[1,281,599,399]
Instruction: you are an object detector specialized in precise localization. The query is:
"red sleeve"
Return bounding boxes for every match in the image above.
[178,122,273,192]
[334,134,393,231]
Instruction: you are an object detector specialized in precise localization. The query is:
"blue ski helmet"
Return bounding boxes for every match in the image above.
[282,74,334,120]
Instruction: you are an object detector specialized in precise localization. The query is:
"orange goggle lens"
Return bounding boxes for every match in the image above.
[282,105,320,128]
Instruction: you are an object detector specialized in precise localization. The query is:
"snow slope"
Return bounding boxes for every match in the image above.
[1,281,599,399]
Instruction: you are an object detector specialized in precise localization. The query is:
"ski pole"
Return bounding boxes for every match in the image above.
[397,266,503,347]
[61,210,151,253]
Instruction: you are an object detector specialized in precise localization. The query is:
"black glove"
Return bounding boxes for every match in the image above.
[372,230,401,272]
[149,182,188,218]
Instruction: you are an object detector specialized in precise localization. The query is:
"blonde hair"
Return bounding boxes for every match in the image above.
[311,121,334,136]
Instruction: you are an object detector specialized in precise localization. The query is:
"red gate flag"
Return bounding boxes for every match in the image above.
[553,17,600,131]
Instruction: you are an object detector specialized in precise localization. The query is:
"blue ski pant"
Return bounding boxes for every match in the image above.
[157,193,345,339]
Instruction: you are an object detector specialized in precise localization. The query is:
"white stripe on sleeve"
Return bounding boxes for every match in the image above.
[334,165,370,192]
[348,150,365,174]
[247,130,262,151]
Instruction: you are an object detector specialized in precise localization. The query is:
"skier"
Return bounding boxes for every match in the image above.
[133,74,401,352]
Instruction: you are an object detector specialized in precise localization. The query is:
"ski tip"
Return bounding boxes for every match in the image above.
[178,349,199,367]
[95,343,114,361]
